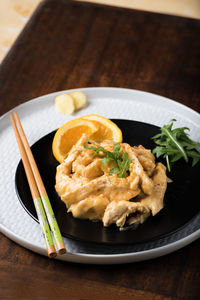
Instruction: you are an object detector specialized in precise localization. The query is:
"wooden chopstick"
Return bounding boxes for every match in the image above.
[10,112,66,256]
[10,113,57,258]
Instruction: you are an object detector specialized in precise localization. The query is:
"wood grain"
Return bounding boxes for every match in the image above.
[0,1,199,299]
[0,234,200,299]
[0,0,200,115]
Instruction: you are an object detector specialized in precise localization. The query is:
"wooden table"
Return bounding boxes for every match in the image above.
[0,1,199,299]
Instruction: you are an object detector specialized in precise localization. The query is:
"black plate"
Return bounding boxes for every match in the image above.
[15,119,200,245]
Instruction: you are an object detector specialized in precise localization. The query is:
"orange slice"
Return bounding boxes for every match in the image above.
[81,114,123,142]
[52,118,98,163]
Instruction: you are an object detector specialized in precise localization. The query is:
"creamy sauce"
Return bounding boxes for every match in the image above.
[55,134,167,229]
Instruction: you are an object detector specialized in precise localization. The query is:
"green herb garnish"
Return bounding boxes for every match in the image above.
[152,119,200,171]
[84,143,131,178]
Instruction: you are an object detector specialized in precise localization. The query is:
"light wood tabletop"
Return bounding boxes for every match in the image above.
[0,0,200,63]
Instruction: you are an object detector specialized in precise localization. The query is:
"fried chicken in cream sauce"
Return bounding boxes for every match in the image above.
[55,134,167,229]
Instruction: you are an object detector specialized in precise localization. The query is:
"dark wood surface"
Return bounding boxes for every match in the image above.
[0,1,200,299]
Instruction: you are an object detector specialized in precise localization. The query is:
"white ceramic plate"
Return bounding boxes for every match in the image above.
[0,87,199,264]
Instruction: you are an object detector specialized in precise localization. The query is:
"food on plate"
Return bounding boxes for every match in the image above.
[82,114,123,142]
[152,119,200,171]
[54,94,75,115]
[52,118,98,163]
[54,91,87,115]
[52,115,122,163]
[54,117,168,229]
[70,91,87,110]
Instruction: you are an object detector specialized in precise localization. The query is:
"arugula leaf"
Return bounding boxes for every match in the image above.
[84,144,111,158]
[109,167,119,175]
[152,119,200,171]
[84,143,131,178]
[117,150,132,178]
[102,156,114,167]
[112,143,121,160]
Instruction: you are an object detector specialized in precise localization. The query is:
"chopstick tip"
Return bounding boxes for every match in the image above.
[57,242,67,255]
[48,246,57,258]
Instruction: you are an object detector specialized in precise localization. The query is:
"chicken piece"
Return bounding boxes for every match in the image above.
[140,162,167,215]
[121,143,154,195]
[68,195,109,220]
[132,145,155,176]
[72,158,104,179]
[103,200,150,228]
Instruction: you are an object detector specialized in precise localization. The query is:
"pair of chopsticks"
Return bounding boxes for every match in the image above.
[10,112,66,258]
